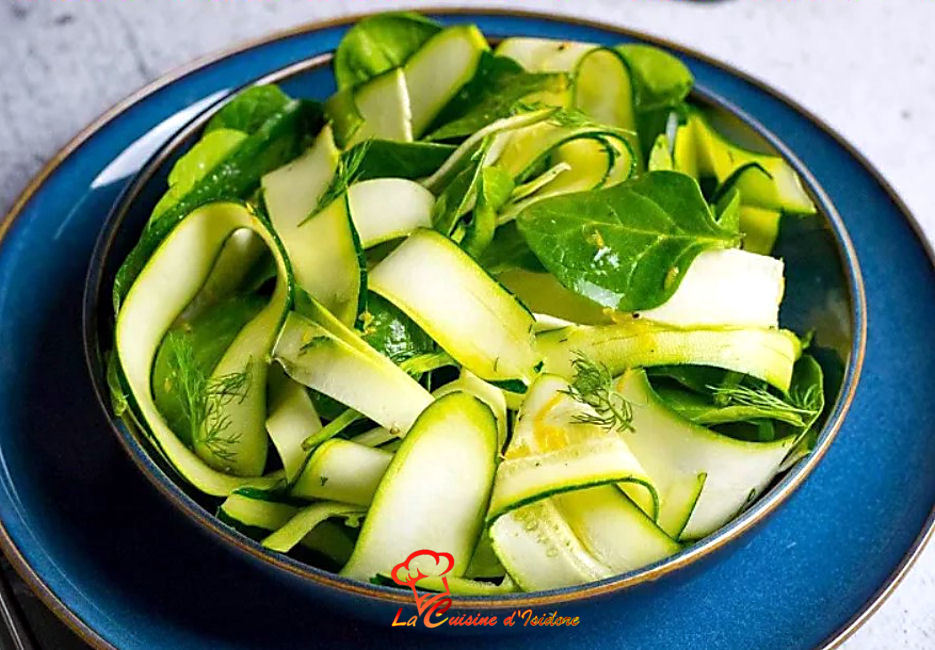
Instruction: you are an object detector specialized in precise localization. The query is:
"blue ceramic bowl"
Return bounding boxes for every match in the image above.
[83,15,864,626]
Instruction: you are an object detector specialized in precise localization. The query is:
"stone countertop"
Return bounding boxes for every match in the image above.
[1,0,932,647]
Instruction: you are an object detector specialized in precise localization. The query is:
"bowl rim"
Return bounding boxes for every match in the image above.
[8,8,915,650]
[84,21,866,609]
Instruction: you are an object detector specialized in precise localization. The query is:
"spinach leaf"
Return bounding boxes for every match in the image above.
[333,12,441,89]
[357,293,435,362]
[425,53,569,141]
[150,128,247,222]
[615,44,693,112]
[114,100,324,311]
[516,170,739,311]
[476,221,545,274]
[347,139,456,181]
[206,85,292,134]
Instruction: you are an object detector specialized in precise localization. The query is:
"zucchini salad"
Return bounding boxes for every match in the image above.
[109,12,826,594]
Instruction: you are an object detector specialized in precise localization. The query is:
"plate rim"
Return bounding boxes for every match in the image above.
[0,7,928,649]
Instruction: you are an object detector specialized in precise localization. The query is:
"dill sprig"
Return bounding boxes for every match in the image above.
[708,384,817,427]
[303,140,372,223]
[165,332,250,463]
[561,352,633,432]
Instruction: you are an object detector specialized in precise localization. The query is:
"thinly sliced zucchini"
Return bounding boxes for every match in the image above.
[490,499,613,591]
[677,109,815,214]
[261,125,339,229]
[422,108,556,192]
[262,126,364,325]
[113,99,318,310]
[369,229,541,385]
[740,205,782,255]
[176,229,268,323]
[220,489,357,563]
[273,311,432,436]
[551,486,680,572]
[389,575,517,596]
[263,501,366,553]
[348,368,508,452]
[341,392,498,581]
[433,371,508,450]
[574,47,641,170]
[539,321,801,392]
[633,248,785,328]
[265,366,321,482]
[115,202,290,494]
[219,489,298,532]
[648,134,674,171]
[615,369,796,539]
[403,25,489,137]
[346,68,414,147]
[494,119,633,187]
[486,374,655,523]
[347,178,433,248]
[290,439,392,505]
[495,38,596,73]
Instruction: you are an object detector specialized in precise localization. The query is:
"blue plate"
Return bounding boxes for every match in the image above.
[0,11,932,649]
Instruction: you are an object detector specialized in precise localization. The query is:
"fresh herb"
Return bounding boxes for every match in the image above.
[561,352,633,432]
[164,332,251,463]
[708,384,817,427]
[307,140,372,219]
[516,170,739,311]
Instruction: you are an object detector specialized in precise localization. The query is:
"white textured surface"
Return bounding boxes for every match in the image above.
[1,0,932,647]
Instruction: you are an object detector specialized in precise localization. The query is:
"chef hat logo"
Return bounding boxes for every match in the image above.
[390,549,455,588]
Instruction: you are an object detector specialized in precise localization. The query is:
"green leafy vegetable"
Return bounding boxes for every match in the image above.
[561,352,634,432]
[206,85,292,134]
[615,44,693,112]
[357,293,435,362]
[347,139,456,181]
[476,221,545,274]
[150,129,248,222]
[333,12,441,89]
[425,53,569,141]
[516,170,739,311]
